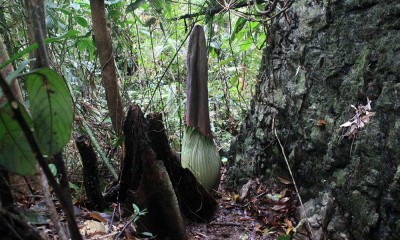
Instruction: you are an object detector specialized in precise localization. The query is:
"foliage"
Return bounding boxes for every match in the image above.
[25,68,74,156]
[0,67,73,175]
[132,203,153,238]
[0,0,266,171]
[0,102,36,175]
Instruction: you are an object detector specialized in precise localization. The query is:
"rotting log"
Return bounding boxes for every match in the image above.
[76,135,106,211]
[119,104,147,201]
[119,104,185,239]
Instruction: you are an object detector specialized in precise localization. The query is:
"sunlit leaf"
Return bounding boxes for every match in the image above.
[240,37,253,51]
[75,16,88,28]
[257,32,267,49]
[230,17,247,42]
[25,68,73,156]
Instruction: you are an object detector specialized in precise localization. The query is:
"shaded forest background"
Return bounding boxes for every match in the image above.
[1,0,400,240]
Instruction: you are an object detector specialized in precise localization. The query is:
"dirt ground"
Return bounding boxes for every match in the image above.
[186,170,299,240]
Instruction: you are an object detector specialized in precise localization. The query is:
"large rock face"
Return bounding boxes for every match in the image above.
[228,0,400,239]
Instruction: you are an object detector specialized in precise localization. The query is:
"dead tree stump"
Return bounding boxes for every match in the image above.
[119,104,218,239]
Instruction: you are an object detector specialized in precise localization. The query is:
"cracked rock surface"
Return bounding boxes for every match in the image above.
[228,0,400,239]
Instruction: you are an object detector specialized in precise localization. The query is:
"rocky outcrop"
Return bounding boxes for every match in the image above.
[228,0,400,239]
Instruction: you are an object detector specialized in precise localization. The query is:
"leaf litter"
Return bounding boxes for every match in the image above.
[23,166,300,239]
[186,168,299,239]
[340,97,375,138]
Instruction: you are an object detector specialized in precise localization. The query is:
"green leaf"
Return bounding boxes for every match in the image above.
[277,234,291,240]
[215,57,234,70]
[266,193,283,202]
[5,59,34,84]
[230,17,247,42]
[0,102,36,176]
[240,37,253,51]
[132,203,140,214]
[229,75,239,87]
[75,16,88,28]
[257,32,267,49]
[48,163,57,176]
[141,232,153,237]
[69,182,80,191]
[77,38,95,57]
[25,68,73,156]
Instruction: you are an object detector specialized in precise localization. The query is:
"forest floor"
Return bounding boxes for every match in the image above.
[186,169,299,240]
[18,167,299,239]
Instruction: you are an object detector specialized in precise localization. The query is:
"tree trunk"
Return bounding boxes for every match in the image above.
[229,0,400,239]
[0,35,23,103]
[76,135,107,211]
[89,0,124,136]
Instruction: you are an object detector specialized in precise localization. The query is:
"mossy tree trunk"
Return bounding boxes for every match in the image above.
[229,0,400,239]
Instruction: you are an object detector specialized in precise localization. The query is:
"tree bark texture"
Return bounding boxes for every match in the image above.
[119,104,185,239]
[0,35,23,103]
[146,112,218,222]
[90,0,124,136]
[228,0,400,239]
[76,135,107,211]
[119,104,217,237]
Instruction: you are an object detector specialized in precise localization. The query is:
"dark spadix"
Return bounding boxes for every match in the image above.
[181,25,221,190]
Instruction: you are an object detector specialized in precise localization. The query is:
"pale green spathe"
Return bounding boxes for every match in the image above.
[181,125,221,190]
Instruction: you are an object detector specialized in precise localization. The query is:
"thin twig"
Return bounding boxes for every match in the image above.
[39,168,68,240]
[272,117,315,239]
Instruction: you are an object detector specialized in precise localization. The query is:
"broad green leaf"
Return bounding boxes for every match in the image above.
[230,17,247,42]
[257,32,267,49]
[240,37,253,51]
[248,21,260,29]
[25,68,73,156]
[77,38,95,57]
[75,16,88,28]
[215,57,234,70]
[229,75,239,87]
[0,102,36,175]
